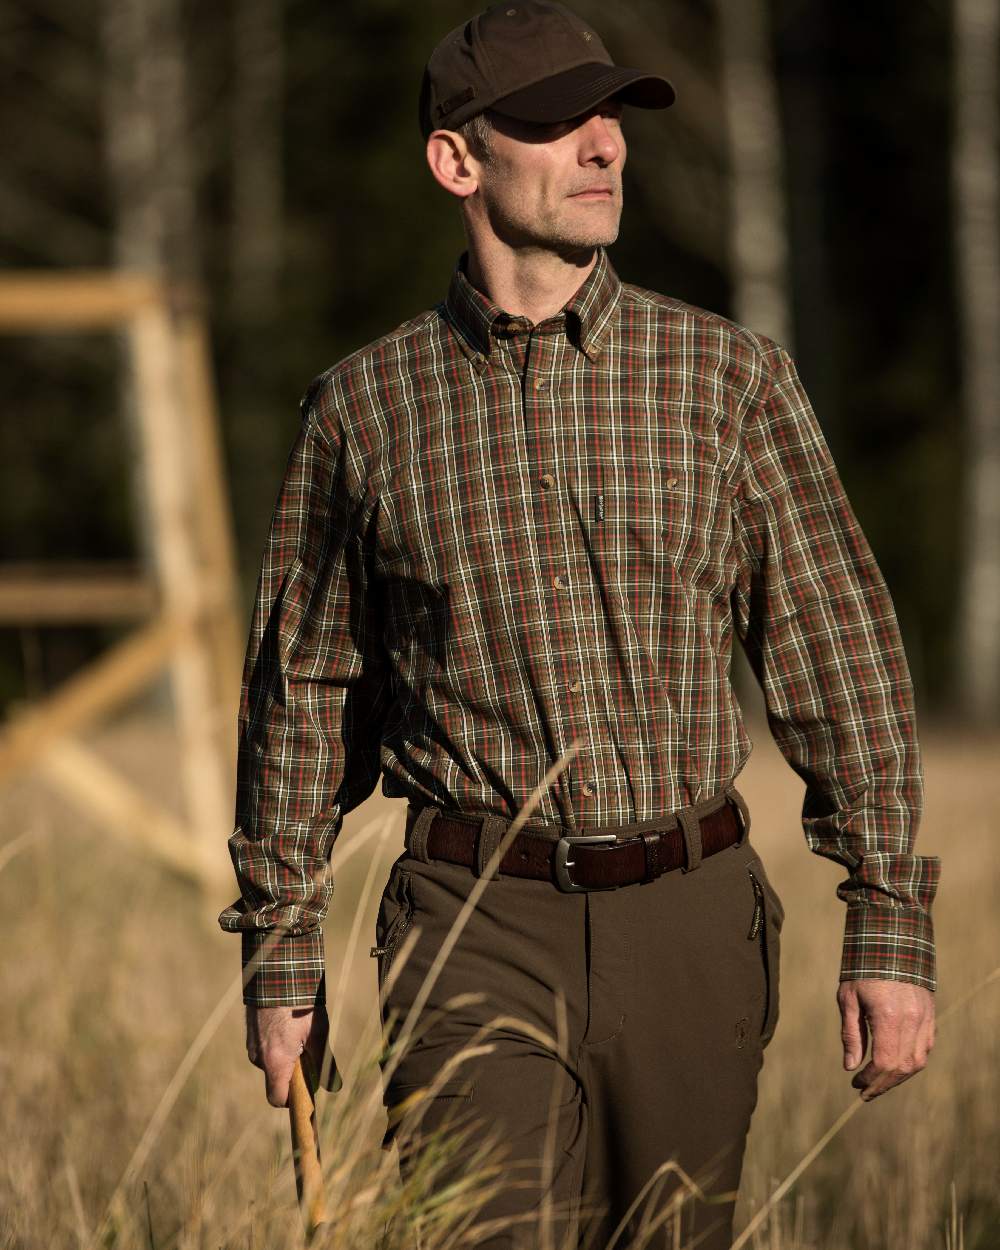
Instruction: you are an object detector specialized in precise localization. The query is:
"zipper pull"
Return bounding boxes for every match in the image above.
[747,870,764,940]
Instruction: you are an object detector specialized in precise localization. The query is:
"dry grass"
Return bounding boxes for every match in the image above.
[0,708,996,1249]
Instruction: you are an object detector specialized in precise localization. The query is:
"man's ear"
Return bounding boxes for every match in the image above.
[426,129,480,200]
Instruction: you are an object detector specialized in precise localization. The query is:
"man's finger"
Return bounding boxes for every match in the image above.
[854,1007,896,1094]
[869,1010,901,1071]
[855,1062,917,1101]
[838,986,868,1070]
[853,1011,928,1099]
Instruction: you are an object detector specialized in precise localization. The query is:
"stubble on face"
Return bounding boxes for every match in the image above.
[471,110,625,255]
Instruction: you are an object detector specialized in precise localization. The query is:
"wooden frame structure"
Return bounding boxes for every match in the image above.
[0,272,242,890]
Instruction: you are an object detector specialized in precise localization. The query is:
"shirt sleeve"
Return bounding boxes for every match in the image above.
[217,387,393,1007]
[730,338,941,991]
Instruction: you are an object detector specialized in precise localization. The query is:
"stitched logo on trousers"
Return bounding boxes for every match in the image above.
[735,1016,750,1048]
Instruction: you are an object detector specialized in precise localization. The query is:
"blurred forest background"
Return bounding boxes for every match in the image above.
[2,0,998,729]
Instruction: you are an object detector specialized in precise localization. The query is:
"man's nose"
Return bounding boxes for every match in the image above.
[580,114,622,165]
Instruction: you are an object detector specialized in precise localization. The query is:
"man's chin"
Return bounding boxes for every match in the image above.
[546,219,621,251]
[565,228,620,250]
[558,208,622,249]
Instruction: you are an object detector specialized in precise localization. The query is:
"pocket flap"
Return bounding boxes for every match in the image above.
[379,1077,475,1151]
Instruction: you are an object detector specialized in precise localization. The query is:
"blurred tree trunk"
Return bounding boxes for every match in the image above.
[714,0,793,718]
[953,0,1000,725]
[100,0,201,282]
[778,0,837,440]
[715,0,793,351]
[229,0,285,325]
[99,0,202,674]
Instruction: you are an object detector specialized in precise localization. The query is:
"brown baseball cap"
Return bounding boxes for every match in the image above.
[418,1,675,141]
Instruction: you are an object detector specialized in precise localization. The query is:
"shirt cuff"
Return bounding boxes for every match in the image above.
[240,928,327,1007]
[839,900,938,991]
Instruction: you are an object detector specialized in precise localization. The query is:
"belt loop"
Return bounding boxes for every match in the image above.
[725,784,751,846]
[678,805,703,873]
[407,804,439,864]
[474,813,506,880]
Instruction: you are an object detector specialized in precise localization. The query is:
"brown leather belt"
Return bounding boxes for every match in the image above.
[403,792,746,892]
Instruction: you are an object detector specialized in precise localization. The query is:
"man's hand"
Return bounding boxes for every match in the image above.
[838,978,935,1101]
[245,1003,341,1107]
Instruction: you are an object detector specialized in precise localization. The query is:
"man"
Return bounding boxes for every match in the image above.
[219,2,941,1247]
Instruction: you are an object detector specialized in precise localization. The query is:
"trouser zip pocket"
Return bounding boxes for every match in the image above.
[746,865,779,1046]
[371,871,415,988]
[746,869,764,940]
[372,909,413,981]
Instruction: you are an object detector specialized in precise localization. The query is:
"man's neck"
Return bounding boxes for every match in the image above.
[464,241,597,326]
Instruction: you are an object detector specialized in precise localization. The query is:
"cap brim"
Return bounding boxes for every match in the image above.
[489,61,675,124]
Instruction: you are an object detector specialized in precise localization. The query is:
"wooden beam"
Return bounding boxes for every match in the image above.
[0,615,188,786]
[0,274,240,890]
[0,562,156,623]
[39,736,230,888]
[177,316,241,601]
[0,271,162,329]
[129,301,234,864]
[175,310,245,730]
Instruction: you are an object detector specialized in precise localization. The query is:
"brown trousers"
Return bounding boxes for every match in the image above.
[374,787,783,1250]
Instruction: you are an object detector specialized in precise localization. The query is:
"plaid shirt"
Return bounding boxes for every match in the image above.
[218,245,940,1006]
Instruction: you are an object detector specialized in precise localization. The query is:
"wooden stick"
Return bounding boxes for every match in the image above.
[289,1053,327,1238]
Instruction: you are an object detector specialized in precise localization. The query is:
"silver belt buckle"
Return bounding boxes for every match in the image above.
[553,832,619,892]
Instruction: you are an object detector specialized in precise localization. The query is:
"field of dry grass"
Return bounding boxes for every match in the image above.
[1,708,996,1249]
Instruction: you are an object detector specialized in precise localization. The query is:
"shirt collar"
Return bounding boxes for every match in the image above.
[442,245,623,371]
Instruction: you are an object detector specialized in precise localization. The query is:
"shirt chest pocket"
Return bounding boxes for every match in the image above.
[590,472,735,606]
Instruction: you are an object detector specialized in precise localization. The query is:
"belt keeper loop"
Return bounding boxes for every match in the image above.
[640,829,660,883]
[678,806,703,873]
[474,814,505,880]
[407,804,439,864]
[725,784,751,845]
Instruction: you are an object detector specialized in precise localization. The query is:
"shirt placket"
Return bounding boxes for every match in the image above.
[517,319,599,831]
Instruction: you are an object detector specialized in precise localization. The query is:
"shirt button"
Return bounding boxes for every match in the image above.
[581,780,596,797]
[534,378,549,391]
[539,472,555,489]
[553,574,566,589]
[665,476,678,489]
[568,678,582,692]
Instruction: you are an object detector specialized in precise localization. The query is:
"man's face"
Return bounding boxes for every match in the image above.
[468,95,626,252]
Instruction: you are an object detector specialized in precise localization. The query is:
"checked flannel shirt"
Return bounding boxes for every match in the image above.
[218,244,941,1007]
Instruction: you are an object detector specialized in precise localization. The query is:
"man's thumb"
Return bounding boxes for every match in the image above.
[264,1051,296,1107]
